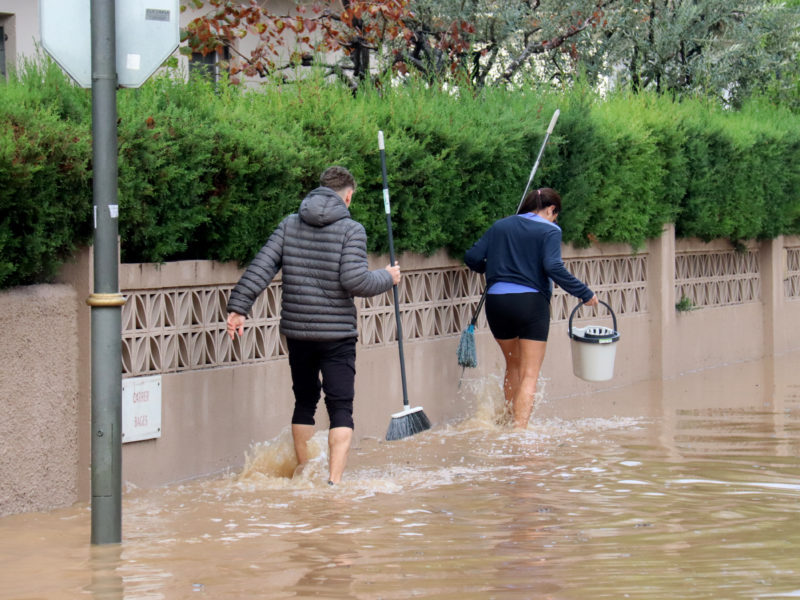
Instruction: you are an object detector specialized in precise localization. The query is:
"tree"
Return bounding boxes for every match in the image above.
[180,0,621,88]
[403,0,622,87]
[596,0,800,107]
[181,0,419,88]
[181,0,800,106]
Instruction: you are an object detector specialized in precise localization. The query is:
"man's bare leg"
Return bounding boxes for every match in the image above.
[292,424,315,477]
[327,427,353,484]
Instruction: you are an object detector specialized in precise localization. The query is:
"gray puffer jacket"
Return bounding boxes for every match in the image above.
[226,187,394,341]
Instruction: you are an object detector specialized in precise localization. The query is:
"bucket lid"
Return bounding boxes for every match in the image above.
[570,325,620,344]
[584,325,616,339]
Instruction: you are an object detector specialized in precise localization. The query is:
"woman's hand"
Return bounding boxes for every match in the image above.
[584,294,599,307]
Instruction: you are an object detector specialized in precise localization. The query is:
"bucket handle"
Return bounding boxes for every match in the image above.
[568,300,617,335]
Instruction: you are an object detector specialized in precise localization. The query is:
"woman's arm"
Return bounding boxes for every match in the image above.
[542,229,594,302]
[464,231,490,273]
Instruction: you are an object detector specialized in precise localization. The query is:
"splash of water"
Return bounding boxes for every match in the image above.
[234,429,329,490]
[227,375,637,496]
[453,373,550,431]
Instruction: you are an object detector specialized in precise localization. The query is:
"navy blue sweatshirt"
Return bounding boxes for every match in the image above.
[464,214,594,303]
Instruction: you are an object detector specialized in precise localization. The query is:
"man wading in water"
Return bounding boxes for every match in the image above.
[226,166,401,485]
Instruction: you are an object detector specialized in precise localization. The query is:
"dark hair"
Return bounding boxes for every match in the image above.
[320,166,356,193]
[517,187,561,215]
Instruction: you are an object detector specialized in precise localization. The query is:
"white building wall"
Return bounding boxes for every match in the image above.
[0,0,39,75]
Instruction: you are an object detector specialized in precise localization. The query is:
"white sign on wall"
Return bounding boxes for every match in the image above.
[122,375,162,443]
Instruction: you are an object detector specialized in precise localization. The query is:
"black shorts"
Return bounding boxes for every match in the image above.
[286,337,357,429]
[485,292,550,341]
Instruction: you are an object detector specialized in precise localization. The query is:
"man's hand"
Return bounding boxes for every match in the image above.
[226,312,245,340]
[385,262,401,285]
[584,294,599,307]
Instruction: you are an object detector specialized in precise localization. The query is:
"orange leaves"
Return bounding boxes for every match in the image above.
[182,0,474,82]
[433,18,475,61]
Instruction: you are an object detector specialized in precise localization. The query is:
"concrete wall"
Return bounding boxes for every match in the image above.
[3,230,800,515]
[0,284,80,516]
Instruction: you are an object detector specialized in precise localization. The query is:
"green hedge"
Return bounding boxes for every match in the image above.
[1,61,799,288]
[0,61,92,286]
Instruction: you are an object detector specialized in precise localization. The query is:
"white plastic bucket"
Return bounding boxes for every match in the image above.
[568,300,620,382]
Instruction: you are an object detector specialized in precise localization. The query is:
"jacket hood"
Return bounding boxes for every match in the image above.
[299,187,350,227]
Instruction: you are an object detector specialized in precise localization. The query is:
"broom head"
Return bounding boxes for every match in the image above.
[385,406,431,441]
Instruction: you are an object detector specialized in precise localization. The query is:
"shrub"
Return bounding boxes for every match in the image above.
[0,69,91,287]
[2,60,799,289]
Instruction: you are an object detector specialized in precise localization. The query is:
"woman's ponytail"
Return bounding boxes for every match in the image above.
[517,187,561,215]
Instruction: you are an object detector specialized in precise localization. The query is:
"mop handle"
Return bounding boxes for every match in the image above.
[516,108,560,214]
[379,131,410,409]
[470,288,488,327]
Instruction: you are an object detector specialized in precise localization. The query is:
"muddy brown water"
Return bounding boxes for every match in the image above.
[3,354,800,599]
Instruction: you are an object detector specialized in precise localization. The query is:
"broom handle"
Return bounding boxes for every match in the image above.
[467,108,560,327]
[379,131,410,409]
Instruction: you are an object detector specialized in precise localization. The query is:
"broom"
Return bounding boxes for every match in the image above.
[456,108,561,380]
[379,130,432,441]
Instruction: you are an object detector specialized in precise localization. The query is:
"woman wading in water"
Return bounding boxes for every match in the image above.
[464,188,598,429]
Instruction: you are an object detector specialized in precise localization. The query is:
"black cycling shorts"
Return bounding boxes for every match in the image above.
[485,292,550,341]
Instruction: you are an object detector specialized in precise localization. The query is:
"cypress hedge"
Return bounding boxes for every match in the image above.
[1,62,799,288]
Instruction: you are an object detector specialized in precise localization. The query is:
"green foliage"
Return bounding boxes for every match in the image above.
[349,81,561,257]
[0,63,92,287]
[2,61,800,288]
[676,97,800,241]
[675,295,697,312]
[547,87,688,248]
[8,54,92,122]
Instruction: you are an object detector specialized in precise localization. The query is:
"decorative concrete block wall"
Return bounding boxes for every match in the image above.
[3,228,800,514]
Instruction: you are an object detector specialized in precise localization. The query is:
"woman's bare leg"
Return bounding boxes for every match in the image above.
[496,338,520,420]
[496,338,547,429]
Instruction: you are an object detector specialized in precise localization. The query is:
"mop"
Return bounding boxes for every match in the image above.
[379,130,432,441]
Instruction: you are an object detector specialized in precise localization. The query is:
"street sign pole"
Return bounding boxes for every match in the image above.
[40,0,179,545]
[87,0,124,545]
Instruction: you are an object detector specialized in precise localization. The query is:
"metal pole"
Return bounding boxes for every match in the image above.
[87,0,124,545]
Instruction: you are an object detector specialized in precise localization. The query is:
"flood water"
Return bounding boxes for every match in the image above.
[3,353,800,599]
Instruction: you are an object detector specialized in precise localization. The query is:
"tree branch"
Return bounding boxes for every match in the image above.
[495,0,620,84]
